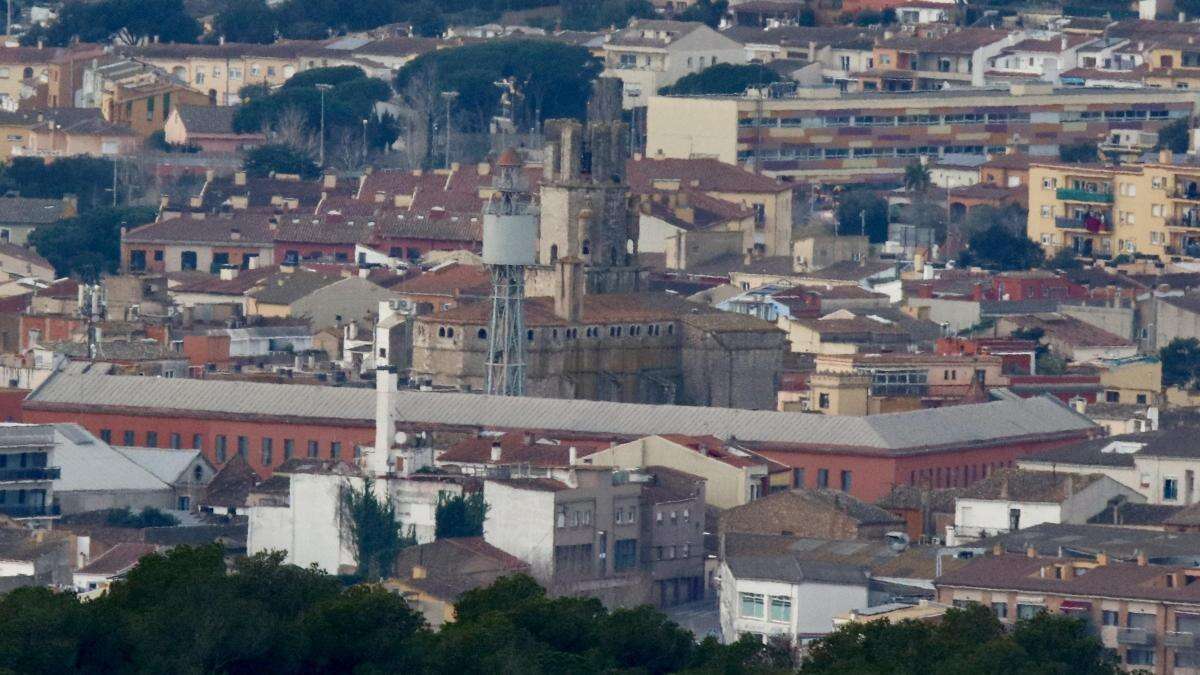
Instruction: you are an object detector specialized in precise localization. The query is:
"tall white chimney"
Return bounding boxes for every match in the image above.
[371,366,398,476]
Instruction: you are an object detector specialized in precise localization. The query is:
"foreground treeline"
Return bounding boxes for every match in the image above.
[0,545,1120,674]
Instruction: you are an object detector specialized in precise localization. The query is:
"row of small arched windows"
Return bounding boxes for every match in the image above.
[467,323,675,343]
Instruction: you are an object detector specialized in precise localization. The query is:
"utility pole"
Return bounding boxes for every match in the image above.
[440,91,458,169]
[316,83,332,167]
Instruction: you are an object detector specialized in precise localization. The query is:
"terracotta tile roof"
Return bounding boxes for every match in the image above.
[878,28,1007,55]
[936,554,1200,604]
[393,536,529,599]
[628,157,789,194]
[607,19,705,48]
[370,209,482,242]
[722,489,904,535]
[168,266,277,295]
[391,262,491,298]
[124,213,276,246]
[958,468,1106,502]
[438,432,608,468]
[248,269,340,305]
[273,216,373,245]
[0,241,51,269]
[77,542,158,576]
[1002,313,1133,348]
[203,454,260,506]
[200,176,350,212]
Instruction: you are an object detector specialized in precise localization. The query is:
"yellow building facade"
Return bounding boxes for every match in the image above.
[1027,152,1200,261]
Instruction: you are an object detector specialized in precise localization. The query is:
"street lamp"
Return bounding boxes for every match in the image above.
[440,91,458,169]
[362,118,369,167]
[315,83,333,168]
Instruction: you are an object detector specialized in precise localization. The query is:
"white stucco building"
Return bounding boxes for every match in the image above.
[719,555,870,645]
[602,20,746,109]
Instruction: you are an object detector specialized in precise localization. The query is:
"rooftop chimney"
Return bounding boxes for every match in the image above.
[218,265,238,281]
[234,171,247,186]
[371,366,398,476]
[568,446,577,466]
[1026,545,1037,558]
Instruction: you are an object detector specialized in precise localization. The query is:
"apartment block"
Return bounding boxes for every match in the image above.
[1027,151,1200,261]
[646,84,1194,181]
[937,553,1200,674]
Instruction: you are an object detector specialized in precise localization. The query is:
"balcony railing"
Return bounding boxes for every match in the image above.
[0,467,60,482]
[1169,216,1200,229]
[1115,627,1156,646]
[1057,188,1114,203]
[0,503,60,518]
[1055,216,1112,232]
[1165,631,1196,649]
[1173,186,1200,200]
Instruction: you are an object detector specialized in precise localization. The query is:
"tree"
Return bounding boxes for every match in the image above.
[1059,140,1099,163]
[29,206,156,280]
[560,0,655,30]
[211,0,278,44]
[962,203,1027,239]
[835,190,889,242]
[242,144,321,180]
[105,507,180,528]
[435,491,488,539]
[395,40,601,132]
[803,604,1118,674]
[0,156,119,208]
[25,0,200,46]
[659,63,784,96]
[959,224,1044,270]
[1155,116,1191,154]
[678,0,729,27]
[338,477,415,581]
[1161,337,1200,389]
[903,160,932,193]
[1044,248,1083,271]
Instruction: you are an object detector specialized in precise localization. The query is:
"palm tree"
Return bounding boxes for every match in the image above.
[904,160,932,194]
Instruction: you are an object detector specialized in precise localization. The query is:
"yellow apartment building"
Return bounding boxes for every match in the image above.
[1027,150,1200,261]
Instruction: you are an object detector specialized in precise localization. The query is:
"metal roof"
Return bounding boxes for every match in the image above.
[26,375,1096,453]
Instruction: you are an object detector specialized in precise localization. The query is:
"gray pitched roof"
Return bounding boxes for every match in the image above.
[42,424,170,493]
[1022,428,1200,468]
[175,106,238,135]
[26,375,1097,455]
[725,555,869,585]
[113,447,204,484]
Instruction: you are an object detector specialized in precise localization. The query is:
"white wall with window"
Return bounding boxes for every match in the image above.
[718,557,869,645]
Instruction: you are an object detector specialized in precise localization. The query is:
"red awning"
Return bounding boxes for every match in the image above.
[1060,600,1092,611]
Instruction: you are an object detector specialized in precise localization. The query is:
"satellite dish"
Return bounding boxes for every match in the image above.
[394,431,408,446]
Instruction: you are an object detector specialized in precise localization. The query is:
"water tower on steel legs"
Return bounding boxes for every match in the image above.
[483,149,537,396]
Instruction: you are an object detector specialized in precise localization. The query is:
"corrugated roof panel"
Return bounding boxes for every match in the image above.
[26,375,1095,452]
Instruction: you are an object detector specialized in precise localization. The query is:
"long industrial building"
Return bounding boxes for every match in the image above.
[22,373,1098,500]
[646,84,1197,181]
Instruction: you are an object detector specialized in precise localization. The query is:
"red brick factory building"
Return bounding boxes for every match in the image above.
[21,373,1099,496]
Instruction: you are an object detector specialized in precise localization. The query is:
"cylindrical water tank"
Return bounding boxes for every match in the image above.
[482,212,537,265]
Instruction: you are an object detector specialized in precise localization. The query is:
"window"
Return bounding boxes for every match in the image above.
[170,433,181,449]
[818,392,830,409]
[1126,649,1154,666]
[99,429,112,443]
[192,433,203,450]
[1166,477,1180,501]
[740,593,765,618]
[793,468,805,487]
[1102,610,1119,626]
[1016,603,1042,620]
[123,430,135,445]
[769,596,791,622]
[840,470,852,492]
[284,439,294,460]
[237,436,248,458]
[614,539,637,571]
[1105,390,1120,403]
[817,468,829,488]
[331,442,342,458]
[215,435,227,463]
[261,438,273,466]
[146,95,154,121]
[992,602,1008,619]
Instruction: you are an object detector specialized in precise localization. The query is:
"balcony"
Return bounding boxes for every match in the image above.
[0,503,60,518]
[1055,216,1112,232]
[1169,215,1200,229]
[1173,184,1200,201]
[1115,627,1156,646]
[0,467,60,482]
[1166,631,1197,649]
[1057,188,1114,204]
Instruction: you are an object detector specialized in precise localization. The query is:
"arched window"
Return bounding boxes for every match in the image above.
[437,327,446,338]
[22,67,33,79]
[581,239,590,255]
[477,328,487,340]
[446,327,455,338]
[549,244,558,263]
